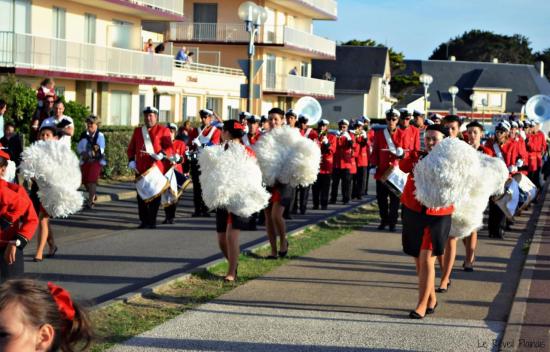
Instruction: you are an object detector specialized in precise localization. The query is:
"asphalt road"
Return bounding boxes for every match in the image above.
[23,179,376,305]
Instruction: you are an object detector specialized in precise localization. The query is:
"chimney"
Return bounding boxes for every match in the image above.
[492,58,499,63]
[535,61,545,77]
[449,55,456,61]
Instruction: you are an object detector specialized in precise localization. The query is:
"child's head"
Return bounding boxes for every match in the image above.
[0,280,92,352]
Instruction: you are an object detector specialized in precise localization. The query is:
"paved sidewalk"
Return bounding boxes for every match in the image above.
[110,187,544,351]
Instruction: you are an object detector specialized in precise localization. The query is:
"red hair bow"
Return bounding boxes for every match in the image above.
[234,122,245,131]
[47,282,75,321]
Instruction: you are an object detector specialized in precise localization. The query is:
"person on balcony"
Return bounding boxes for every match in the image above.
[289,67,298,75]
[175,46,188,67]
[144,39,154,53]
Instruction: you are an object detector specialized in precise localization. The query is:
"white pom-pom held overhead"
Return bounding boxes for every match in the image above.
[254,126,321,187]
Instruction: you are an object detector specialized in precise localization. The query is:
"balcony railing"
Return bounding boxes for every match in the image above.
[167,22,335,58]
[269,0,337,19]
[130,0,184,16]
[264,74,335,98]
[300,0,337,18]
[0,32,173,82]
[173,60,243,76]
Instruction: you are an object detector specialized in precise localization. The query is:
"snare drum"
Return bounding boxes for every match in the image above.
[381,166,408,197]
[513,173,537,211]
[493,178,520,221]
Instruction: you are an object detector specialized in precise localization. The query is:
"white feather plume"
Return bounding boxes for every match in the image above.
[20,141,83,218]
[1,160,16,183]
[198,142,270,218]
[413,138,480,209]
[450,153,509,238]
[254,126,321,187]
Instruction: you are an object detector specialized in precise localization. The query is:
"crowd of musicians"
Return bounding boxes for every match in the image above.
[1,100,549,318]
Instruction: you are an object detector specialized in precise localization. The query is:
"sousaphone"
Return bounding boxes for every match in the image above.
[294,96,322,126]
[525,95,550,123]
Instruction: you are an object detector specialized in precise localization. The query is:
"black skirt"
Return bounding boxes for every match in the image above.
[215,209,248,232]
[401,205,452,257]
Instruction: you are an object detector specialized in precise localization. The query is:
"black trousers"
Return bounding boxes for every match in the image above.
[0,247,24,283]
[364,166,373,195]
[292,186,310,214]
[488,199,506,238]
[312,173,331,208]
[528,168,541,189]
[190,160,208,214]
[137,195,161,226]
[352,166,367,199]
[330,168,351,204]
[164,202,177,220]
[376,180,399,226]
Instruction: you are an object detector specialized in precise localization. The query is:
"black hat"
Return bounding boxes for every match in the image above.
[297,115,308,124]
[247,115,261,123]
[85,115,98,124]
[260,115,268,123]
[143,106,159,115]
[426,124,450,138]
[199,109,214,118]
[443,114,462,125]
[466,120,484,131]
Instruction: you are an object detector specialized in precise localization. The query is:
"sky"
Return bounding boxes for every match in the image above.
[314,0,550,60]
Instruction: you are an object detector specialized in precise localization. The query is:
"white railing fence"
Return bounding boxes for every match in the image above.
[173,60,242,76]
[265,74,335,97]
[131,0,184,16]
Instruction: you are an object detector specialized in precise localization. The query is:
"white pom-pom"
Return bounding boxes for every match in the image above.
[20,141,83,217]
[2,160,16,183]
[413,138,480,209]
[198,142,270,218]
[254,126,321,187]
[450,152,509,238]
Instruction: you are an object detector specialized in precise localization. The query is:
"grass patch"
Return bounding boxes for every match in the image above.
[90,205,379,351]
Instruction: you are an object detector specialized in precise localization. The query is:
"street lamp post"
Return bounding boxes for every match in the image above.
[238,1,267,113]
[469,93,475,119]
[448,85,459,115]
[481,98,488,124]
[419,73,433,116]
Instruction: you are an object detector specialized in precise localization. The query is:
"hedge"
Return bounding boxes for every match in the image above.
[100,126,134,179]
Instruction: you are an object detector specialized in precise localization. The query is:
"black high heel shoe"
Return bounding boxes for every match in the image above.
[409,311,424,319]
[436,280,451,293]
[278,240,289,258]
[45,246,58,258]
[426,302,438,315]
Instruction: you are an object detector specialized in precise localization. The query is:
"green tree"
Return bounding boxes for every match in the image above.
[429,30,535,63]
[0,75,37,136]
[534,48,550,79]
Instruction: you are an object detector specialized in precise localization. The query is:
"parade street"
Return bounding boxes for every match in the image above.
[109,183,549,352]
[24,182,375,305]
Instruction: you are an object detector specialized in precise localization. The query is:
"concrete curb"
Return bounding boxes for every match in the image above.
[500,180,549,351]
[94,200,376,310]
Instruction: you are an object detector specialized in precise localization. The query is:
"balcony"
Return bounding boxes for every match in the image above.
[264,74,334,99]
[171,61,245,94]
[167,23,335,59]
[0,32,173,85]
[269,0,337,20]
[70,0,184,21]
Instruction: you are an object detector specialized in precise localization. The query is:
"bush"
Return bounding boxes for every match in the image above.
[60,98,90,145]
[101,126,135,179]
[0,75,37,136]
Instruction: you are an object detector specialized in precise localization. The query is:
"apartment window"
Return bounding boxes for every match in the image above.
[0,0,30,32]
[300,62,309,77]
[193,3,217,41]
[110,91,132,126]
[489,93,502,107]
[54,86,65,98]
[266,54,276,89]
[84,14,96,44]
[206,97,222,115]
[183,96,198,120]
[111,20,133,49]
[52,7,66,39]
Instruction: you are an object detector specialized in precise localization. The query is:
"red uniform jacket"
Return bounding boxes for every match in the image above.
[318,133,336,174]
[333,132,355,170]
[189,125,222,151]
[371,128,402,180]
[399,151,454,216]
[526,131,547,171]
[0,179,38,245]
[397,125,420,156]
[485,138,528,175]
[242,131,261,146]
[172,139,188,174]
[127,124,174,175]
[354,133,369,167]
[300,127,319,142]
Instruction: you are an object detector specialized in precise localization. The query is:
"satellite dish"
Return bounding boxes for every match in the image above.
[526,95,550,123]
[294,96,322,126]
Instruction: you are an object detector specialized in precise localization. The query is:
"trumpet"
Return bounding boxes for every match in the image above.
[319,130,328,137]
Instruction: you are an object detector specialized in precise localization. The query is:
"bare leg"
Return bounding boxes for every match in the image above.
[225,224,240,280]
[439,237,457,289]
[217,231,228,260]
[35,212,49,260]
[264,207,277,257]
[415,249,437,316]
[463,231,477,268]
[272,202,288,253]
[88,183,97,205]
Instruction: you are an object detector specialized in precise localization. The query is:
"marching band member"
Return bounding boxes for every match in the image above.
[243,115,262,147]
[484,121,528,238]
[526,120,547,189]
[413,109,428,151]
[442,115,463,140]
[264,108,291,259]
[365,117,375,196]
[430,113,442,125]
[398,108,421,155]
[312,119,336,210]
[189,109,222,217]
[352,120,369,200]
[292,115,318,215]
[0,150,38,282]
[371,109,403,231]
[216,120,253,282]
[163,123,189,224]
[127,106,174,229]
[400,124,453,319]
[330,119,355,205]
[260,115,270,133]
[285,109,298,128]
[238,111,251,134]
